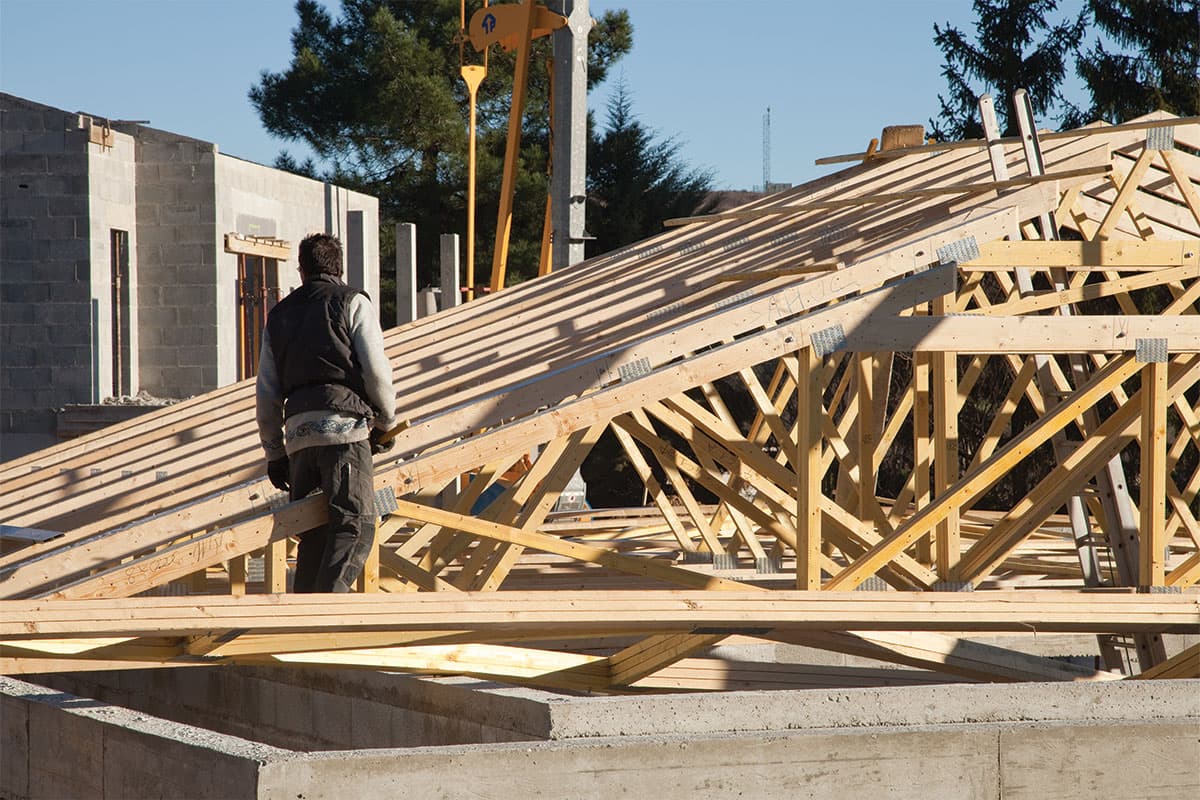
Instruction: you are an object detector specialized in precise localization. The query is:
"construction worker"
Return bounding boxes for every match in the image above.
[255,232,397,593]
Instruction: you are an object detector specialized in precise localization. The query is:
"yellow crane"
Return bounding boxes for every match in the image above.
[460,0,567,297]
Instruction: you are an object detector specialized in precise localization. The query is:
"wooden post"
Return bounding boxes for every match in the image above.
[1139,354,1168,587]
[932,293,960,578]
[913,344,933,565]
[358,521,381,594]
[228,555,247,596]
[263,538,288,594]
[856,352,875,526]
[396,222,417,324]
[796,348,823,589]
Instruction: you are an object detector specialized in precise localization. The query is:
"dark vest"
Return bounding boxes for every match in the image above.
[265,275,375,420]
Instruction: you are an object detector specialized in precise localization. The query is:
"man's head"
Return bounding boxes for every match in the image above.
[298,233,343,280]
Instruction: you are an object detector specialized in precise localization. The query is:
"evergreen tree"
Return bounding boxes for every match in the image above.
[930,0,1084,140]
[1067,0,1200,125]
[585,82,715,258]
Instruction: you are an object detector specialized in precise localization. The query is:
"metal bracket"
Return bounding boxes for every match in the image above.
[1140,584,1182,594]
[712,553,739,571]
[936,236,980,266]
[810,323,847,358]
[1135,338,1168,363]
[1146,126,1175,152]
[680,550,714,564]
[374,485,398,518]
[755,556,781,574]
[617,357,653,382]
[931,581,975,592]
[854,576,889,592]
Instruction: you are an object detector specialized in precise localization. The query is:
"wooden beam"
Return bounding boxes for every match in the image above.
[6,591,1197,640]
[1139,359,1169,587]
[664,166,1110,228]
[961,239,1199,270]
[824,354,1142,590]
[795,349,824,589]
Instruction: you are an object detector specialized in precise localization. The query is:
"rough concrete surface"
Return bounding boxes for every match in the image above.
[4,669,1198,799]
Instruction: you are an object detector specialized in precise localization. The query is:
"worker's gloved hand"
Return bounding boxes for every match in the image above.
[267,457,290,493]
[369,428,393,455]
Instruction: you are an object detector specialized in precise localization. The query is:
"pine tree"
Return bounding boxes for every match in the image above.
[585,83,715,258]
[250,0,634,293]
[930,0,1084,140]
[1067,0,1200,125]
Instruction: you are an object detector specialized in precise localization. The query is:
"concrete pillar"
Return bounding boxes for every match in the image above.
[346,210,365,291]
[395,223,417,325]
[548,0,591,269]
[439,233,461,310]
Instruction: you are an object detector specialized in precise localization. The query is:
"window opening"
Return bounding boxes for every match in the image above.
[237,253,280,379]
[110,229,131,397]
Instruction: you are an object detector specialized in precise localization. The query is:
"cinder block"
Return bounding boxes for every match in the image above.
[138,306,180,328]
[0,216,34,233]
[48,279,89,303]
[176,345,211,368]
[0,262,36,283]
[1,152,49,173]
[16,131,70,155]
[157,162,214,183]
[0,108,50,132]
[41,303,89,326]
[2,195,50,218]
[0,282,51,303]
[48,152,88,174]
[177,305,217,326]
[47,323,89,347]
[0,304,36,325]
[32,216,80,240]
[161,243,206,265]
[157,366,204,391]
[22,173,85,196]
[8,325,49,345]
[48,238,88,261]
[134,182,179,206]
[47,196,86,216]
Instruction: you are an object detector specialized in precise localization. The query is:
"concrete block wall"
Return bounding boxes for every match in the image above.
[213,156,380,387]
[0,93,382,462]
[1,94,102,458]
[87,129,139,402]
[126,125,219,398]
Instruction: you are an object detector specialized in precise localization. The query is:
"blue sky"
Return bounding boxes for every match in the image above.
[0,1,1062,190]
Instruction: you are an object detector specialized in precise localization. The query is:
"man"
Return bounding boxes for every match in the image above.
[256,232,397,593]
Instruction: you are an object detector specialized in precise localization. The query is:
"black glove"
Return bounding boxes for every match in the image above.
[267,457,290,493]
[369,428,394,455]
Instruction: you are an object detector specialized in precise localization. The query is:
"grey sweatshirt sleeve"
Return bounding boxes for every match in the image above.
[255,329,288,462]
[347,293,398,431]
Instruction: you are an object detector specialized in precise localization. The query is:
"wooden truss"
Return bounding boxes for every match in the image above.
[3,110,1199,690]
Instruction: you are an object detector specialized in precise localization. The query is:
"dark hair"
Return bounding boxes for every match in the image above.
[298,233,343,278]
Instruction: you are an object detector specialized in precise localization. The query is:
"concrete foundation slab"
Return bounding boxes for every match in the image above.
[4,670,1197,799]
